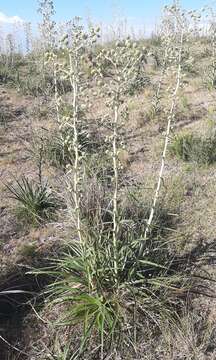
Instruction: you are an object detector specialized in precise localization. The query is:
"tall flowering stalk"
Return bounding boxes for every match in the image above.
[94,39,146,283]
[45,20,100,290]
[140,2,190,255]
[45,51,61,124]
[61,21,99,246]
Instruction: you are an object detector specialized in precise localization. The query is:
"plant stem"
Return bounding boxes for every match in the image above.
[112,102,119,283]
[53,62,60,124]
[68,52,82,246]
[152,47,168,115]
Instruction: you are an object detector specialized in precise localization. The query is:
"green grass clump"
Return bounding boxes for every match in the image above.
[34,234,194,358]
[32,185,194,357]
[6,176,58,225]
[170,131,216,165]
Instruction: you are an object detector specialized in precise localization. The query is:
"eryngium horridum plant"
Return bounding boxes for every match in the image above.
[34,11,199,360]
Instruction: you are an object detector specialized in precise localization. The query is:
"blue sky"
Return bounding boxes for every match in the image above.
[0,0,212,28]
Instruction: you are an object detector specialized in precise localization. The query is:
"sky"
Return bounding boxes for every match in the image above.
[0,0,214,34]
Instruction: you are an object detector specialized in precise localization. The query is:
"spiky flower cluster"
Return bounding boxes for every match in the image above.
[47,19,100,141]
[23,22,32,54]
[38,0,56,50]
[151,2,194,117]
[93,39,146,101]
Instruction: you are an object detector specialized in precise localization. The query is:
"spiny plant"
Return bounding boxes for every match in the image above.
[5,33,15,67]
[150,9,174,118]
[32,23,200,360]
[44,129,74,168]
[34,234,198,358]
[27,2,212,358]
[0,63,14,85]
[43,19,102,305]
[23,21,33,54]
[170,132,195,161]
[44,124,99,170]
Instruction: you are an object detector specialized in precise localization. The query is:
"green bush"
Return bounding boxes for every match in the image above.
[0,55,27,86]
